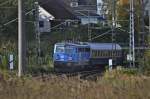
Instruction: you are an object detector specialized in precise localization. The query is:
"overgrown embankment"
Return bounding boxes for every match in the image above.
[0,69,150,99]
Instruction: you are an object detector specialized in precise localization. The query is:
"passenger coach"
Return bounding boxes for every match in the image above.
[88,43,122,66]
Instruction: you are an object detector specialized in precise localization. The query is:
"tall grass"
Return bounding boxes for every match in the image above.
[0,70,150,99]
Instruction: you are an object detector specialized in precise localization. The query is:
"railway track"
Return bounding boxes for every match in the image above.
[33,68,104,81]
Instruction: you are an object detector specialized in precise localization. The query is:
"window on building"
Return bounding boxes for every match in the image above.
[39,21,44,28]
[145,10,149,16]
[70,2,78,7]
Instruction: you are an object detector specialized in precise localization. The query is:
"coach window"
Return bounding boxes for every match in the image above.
[106,51,108,57]
[97,50,99,57]
[108,51,110,57]
[102,51,105,57]
[101,51,103,57]
[95,50,97,57]
[95,50,96,57]
[118,51,120,56]
[114,51,116,56]
[92,51,95,57]
[94,50,96,57]
[85,48,90,52]
[93,50,95,57]
[115,51,117,57]
[105,51,107,57]
[97,51,99,57]
[78,48,84,52]
[93,51,95,57]
[115,51,117,56]
[116,51,119,57]
[104,51,106,57]
[99,51,101,56]
[103,51,106,57]
[99,51,101,57]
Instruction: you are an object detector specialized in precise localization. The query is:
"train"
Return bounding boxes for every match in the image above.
[53,42,123,72]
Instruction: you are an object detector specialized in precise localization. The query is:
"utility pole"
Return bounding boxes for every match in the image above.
[111,0,116,66]
[34,2,41,64]
[149,10,150,35]
[140,0,146,67]
[129,0,135,68]
[140,0,146,46]
[88,10,92,42]
[18,0,26,77]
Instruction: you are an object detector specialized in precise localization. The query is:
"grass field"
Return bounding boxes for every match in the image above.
[0,69,150,99]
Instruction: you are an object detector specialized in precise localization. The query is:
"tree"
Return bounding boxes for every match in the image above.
[0,0,35,40]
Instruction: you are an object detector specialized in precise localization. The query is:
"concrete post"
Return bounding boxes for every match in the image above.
[18,0,26,77]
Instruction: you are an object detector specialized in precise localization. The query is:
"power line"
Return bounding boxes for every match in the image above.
[0,7,17,9]
[0,0,53,27]
[0,0,13,7]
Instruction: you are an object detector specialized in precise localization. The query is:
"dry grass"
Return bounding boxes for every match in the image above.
[0,70,150,99]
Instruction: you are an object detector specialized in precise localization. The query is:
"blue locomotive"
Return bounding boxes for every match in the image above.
[53,42,122,72]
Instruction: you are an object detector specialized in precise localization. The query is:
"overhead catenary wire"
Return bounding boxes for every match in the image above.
[0,0,53,27]
[0,0,13,7]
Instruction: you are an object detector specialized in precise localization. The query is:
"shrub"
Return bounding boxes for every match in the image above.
[139,50,150,75]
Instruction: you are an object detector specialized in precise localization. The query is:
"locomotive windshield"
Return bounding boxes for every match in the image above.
[56,46,65,53]
[55,46,74,53]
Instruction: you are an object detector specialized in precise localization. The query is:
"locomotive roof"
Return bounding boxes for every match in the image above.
[55,42,122,50]
[88,43,122,50]
[55,42,90,47]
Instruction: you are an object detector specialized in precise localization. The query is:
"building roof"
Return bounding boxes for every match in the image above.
[38,0,98,20]
[39,6,54,20]
[38,0,77,19]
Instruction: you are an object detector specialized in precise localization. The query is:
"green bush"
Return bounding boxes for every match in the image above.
[139,50,150,75]
[103,68,139,80]
[1,56,8,69]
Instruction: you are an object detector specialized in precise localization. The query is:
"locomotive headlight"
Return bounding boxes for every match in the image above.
[59,55,65,61]
[60,55,64,59]
[68,57,72,61]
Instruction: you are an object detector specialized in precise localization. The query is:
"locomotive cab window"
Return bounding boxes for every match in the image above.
[56,46,65,53]
[85,48,90,52]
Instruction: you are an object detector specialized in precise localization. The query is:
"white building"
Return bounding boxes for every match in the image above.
[97,0,103,15]
[39,6,54,33]
[144,0,150,16]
